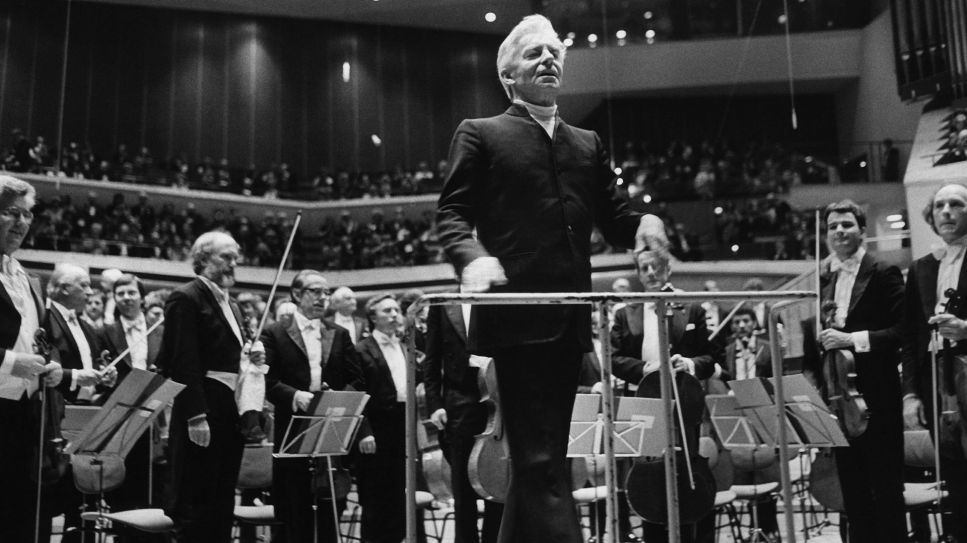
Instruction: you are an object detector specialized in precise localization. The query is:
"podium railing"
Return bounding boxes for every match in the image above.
[404,290,815,543]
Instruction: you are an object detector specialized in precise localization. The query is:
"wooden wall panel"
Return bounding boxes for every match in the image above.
[0,3,503,173]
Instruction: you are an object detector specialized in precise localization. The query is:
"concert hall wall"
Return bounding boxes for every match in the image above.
[0,1,506,174]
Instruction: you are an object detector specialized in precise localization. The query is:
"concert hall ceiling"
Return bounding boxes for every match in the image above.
[78,0,535,33]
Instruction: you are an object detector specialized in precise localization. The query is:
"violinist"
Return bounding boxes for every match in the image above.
[353,293,426,543]
[159,231,265,543]
[610,241,715,543]
[44,263,119,542]
[0,175,63,543]
[803,199,906,543]
[901,183,967,541]
[424,289,503,543]
[262,270,365,543]
[98,273,165,517]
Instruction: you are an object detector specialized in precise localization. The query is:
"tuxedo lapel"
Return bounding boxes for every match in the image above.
[28,275,43,317]
[51,309,81,362]
[628,304,645,337]
[197,279,242,346]
[445,305,468,344]
[108,324,130,366]
[285,320,308,359]
[320,326,335,369]
[147,325,162,367]
[848,253,875,317]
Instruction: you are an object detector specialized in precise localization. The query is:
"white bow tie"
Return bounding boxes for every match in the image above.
[829,257,860,274]
[377,334,400,347]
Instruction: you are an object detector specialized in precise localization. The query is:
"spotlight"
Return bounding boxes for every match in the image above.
[616,178,624,186]
[485,12,496,23]
[588,33,598,44]
[614,167,622,175]
[731,244,740,253]
[342,62,351,83]
[371,134,382,146]
[563,38,574,47]
[645,29,656,39]
[643,194,652,203]
[616,29,627,40]
[644,11,653,20]
[714,206,723,215]
[885,214,902,222]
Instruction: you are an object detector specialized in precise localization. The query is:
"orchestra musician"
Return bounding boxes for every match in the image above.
[262,270,365,543]
[159,231,264,543]
[353,293,426,543]
[98,273,166,517]
[436,14,651,541]
[44,263,118,542]
[902,183,967,541]
[326,286,369,345]
[803,199,906,543]
[610,240,715,543]
[0,175,63,543]
[424,290,504,543]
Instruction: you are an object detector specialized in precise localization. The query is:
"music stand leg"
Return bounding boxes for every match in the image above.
[309,458,320,543]
[326,456,343,543]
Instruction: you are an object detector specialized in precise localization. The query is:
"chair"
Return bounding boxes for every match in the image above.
[903,429,949,543]
[233,442,282,541]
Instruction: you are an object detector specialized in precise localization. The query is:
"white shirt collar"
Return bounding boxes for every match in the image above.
[373,328,399,346]
[50,300,77,322]
[198,275,228,302]
[120,313,146,332]
[294,310,321,331]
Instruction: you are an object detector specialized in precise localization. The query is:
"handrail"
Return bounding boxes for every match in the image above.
[403,289,815,543]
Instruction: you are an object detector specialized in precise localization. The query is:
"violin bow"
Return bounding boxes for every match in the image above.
[252,210,302,344]
[814,208,823,341]
[708,300,743,341]
[663,305,697,489]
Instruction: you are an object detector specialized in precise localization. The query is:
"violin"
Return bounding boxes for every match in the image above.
[625,370,717,525]
[819,300,869,438]
[467,357,511,502]
[31,328,68,485]
[416,383,453,502]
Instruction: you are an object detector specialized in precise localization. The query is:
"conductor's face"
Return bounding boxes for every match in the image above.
[932,184,967,244]
[295,274,330,320]
[201,239,240,288]
[504,32,564,106]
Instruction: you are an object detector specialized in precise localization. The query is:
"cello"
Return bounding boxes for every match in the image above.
[467,357,511,502]
[625,303,716,527]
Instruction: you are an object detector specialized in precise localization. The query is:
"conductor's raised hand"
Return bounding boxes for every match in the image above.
[430,408,448,430]
[294,390,314,412]
[634,214,668,255]
[460,257,507,293]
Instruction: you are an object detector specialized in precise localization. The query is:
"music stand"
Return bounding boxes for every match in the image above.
[66,369,184,538]
[711,375,847,542]
[276,390,369,543]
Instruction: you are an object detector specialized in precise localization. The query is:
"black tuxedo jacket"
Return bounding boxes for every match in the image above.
[437,103,642,354]
[262,317,365,449]
[355,335,416,455]
[423,304,481,416]
[44,305,103,403]
[610,301,715,385]
[901,250,967,410]
[805,252,905,418]
[0,272,45,361]
[158,278,244,421]
[721,333,773,381]
[97,318,164,386]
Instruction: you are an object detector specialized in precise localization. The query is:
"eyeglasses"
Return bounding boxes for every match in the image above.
[301,287,330,299]
[1,207,33,221]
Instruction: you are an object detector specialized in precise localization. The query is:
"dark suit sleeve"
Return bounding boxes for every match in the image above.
[162,289,208,419]
[262,327,298,411]
[681,305,714,380]
[867,264,905,354]
[576,351,602,393]
[423,306,445,414]
[436,120,492,276]
[590,131,642,249]
[611,308,645,384]
[353,342,373,443]
[337,329,365,393]
[900,264,922,397]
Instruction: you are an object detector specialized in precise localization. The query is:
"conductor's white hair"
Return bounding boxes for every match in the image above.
[496,14,565,100]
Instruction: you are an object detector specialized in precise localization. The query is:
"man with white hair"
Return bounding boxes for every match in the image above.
[0,175,63,542]
[99,267,123,325]
[437,14,653,542]
[326,285,369,344]
[159,230,264,543]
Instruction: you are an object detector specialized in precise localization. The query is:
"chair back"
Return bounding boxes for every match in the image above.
[237,443,273,489]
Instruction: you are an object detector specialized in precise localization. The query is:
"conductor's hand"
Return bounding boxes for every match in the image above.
[10,353,47,379]
[903,396,927,430]
[819,328,854,350]
[461,257,507,293]
[294,390,314,412]
[359,436,376,454]
[188,417,211,448]
[73,368,102,387]
[430,408,447,430]
[634,214,667,254]
[42,361,63,387]
[928,313,967,341]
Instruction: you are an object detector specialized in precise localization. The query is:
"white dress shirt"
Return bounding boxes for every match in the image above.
[735,336,757,380]
[828,248,871,352]
[0,254,41,399]
[51,300,95,401]
[198,276,243,394]
[294,311,324,392]
[373,329,408,402]
[333,312,358,344]
[935,237,967,314]
[120,314,149,370]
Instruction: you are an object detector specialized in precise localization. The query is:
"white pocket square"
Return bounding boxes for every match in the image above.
[685,323,696,331]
